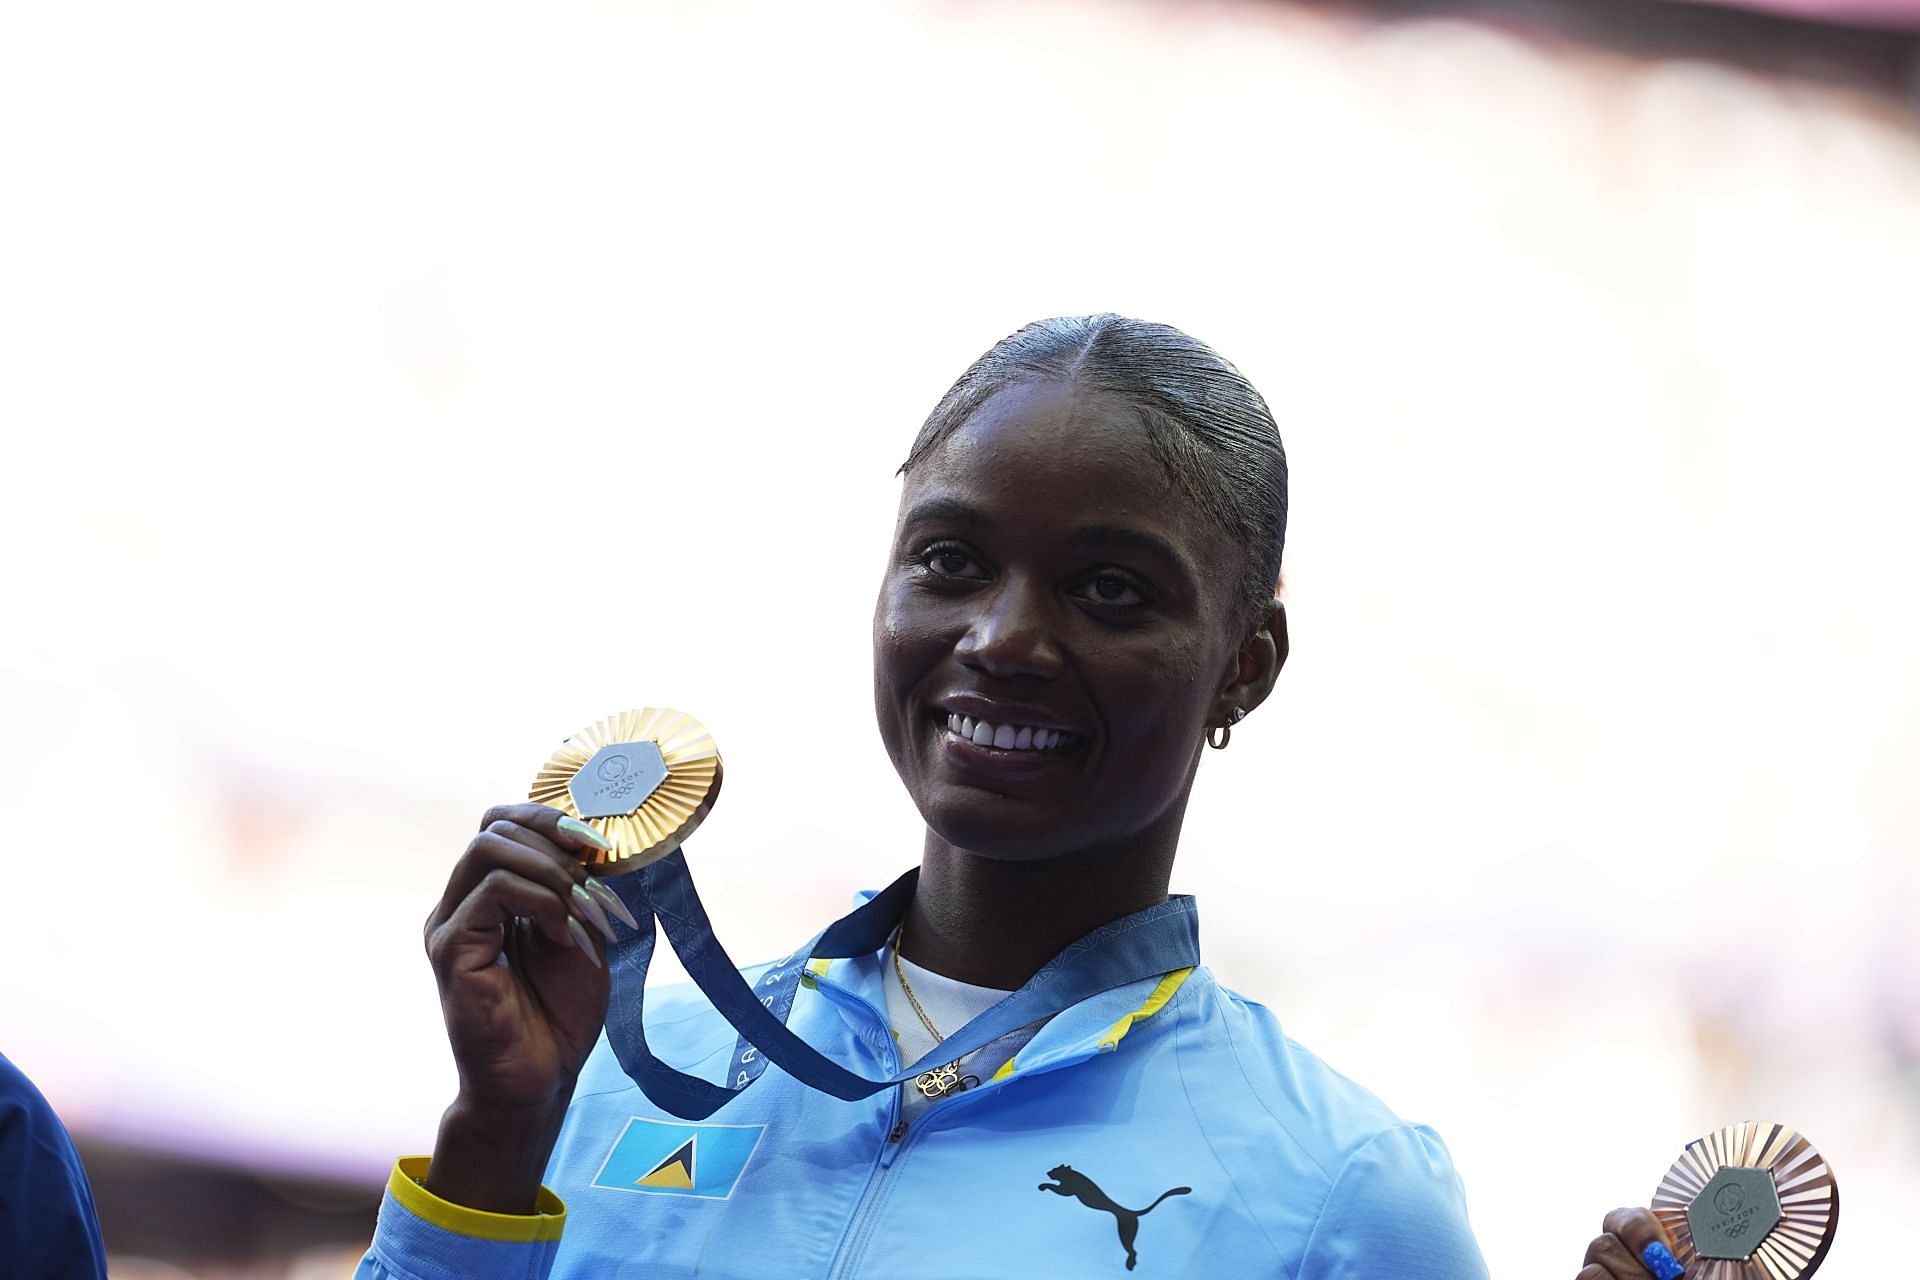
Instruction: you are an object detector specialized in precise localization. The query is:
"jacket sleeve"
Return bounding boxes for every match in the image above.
[0,1053,109,1280]
[1296,1124,1490,1280]
[356,1157,568,1280]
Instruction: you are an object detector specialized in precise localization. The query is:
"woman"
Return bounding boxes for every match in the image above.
[357,316,1674,1279]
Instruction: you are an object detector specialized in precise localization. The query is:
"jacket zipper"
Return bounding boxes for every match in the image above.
[827,1105,913,1280]
[820,973,906,1280]
[816,976,1063,1278]
[825,1073,1028,1280]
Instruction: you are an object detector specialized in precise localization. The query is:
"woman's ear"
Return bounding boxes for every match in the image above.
[1212,600,1288,725]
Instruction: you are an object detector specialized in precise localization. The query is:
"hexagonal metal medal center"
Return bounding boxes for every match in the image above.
[569,741,668,819]
[1686,1166,1781,1260]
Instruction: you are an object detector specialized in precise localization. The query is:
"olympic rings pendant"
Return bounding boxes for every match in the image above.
[914,1063,980,1099]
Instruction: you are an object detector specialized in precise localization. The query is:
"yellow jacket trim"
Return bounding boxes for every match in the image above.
[994,967,1195,1083]
[1094,967,1194,1052]
[389,1157,567,1243]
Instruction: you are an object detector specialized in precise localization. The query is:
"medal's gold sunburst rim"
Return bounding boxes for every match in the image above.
[1650,1122,1839,1280]
[528,708,723,875]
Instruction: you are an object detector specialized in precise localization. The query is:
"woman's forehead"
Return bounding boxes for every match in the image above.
[905,381,1170,500]
[896,380,1232,570]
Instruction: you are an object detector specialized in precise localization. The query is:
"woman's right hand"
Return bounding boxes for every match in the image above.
[419,803,635,1212]
[1576,1207,1685,1280]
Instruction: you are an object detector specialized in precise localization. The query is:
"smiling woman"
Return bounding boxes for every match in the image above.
[356,317,1500,1279]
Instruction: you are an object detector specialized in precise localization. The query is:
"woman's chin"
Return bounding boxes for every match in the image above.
[917,794,1085,863]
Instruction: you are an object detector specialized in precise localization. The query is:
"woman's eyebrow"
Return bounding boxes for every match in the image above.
[1069,524,1191,575]
[901,496,989,530]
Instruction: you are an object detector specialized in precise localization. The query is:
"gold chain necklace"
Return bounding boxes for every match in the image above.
[892,923,979,1100]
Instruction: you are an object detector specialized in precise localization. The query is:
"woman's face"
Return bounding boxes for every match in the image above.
[873,379,1255,861]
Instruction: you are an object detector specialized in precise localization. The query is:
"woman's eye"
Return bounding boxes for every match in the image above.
[918,545,985,578]
[1080,574,1145,607]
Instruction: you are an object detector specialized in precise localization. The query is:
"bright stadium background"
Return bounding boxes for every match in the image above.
[2,1,1917,1275]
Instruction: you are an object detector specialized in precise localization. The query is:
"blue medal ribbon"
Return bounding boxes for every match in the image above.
[600,850,1201,1120]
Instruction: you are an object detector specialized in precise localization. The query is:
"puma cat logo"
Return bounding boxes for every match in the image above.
[1038,1163,1191,1271]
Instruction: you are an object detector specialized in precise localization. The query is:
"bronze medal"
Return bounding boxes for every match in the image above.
[1651,1122,1838,1279]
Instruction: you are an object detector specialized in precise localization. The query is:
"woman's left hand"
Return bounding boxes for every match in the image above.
[1576,1207,1684,1279]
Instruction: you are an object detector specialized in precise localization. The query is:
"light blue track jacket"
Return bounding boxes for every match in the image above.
[359,941,1489,1279]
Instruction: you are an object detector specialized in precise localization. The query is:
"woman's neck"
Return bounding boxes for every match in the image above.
[900,806,1185,990]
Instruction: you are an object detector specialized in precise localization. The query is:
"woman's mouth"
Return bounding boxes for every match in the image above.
[938,711,1082,754]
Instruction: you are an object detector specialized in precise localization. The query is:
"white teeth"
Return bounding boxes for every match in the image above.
[942,714,1075,752]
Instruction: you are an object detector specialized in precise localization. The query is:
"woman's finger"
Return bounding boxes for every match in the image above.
[429,810,613,931]
[439,830,622,947]
[477,802,614,860]
[1602,1207,1683,1280]
[1581,1232,1654,1279]
[427,866,599,975]
[467,825,628,941]
[479,813,636,934]
[435,822,577,908]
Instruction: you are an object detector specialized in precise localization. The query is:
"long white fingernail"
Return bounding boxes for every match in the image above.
[584,878,639,931]
[566,916,602,967]
[571,884,618,943]
[557,816,613,851]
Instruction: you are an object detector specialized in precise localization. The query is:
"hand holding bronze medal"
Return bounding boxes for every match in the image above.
[526,709,1204,1121]
[1647,1122,1838,1279]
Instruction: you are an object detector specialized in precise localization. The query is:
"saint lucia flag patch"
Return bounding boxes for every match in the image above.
[591,1117,766,1199]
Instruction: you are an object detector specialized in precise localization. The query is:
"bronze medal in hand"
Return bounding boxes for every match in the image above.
[1651,1122,1838,1278]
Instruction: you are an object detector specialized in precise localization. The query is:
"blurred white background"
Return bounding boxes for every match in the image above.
[2,0,1916,1274]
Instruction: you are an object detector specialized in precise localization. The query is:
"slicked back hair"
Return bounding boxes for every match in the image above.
[899,314,1288,634]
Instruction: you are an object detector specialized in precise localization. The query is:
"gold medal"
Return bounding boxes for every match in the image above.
[529,708,723,874]
[1651,1122,1838,1279]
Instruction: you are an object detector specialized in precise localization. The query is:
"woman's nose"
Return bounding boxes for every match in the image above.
[955,578,1064,680]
